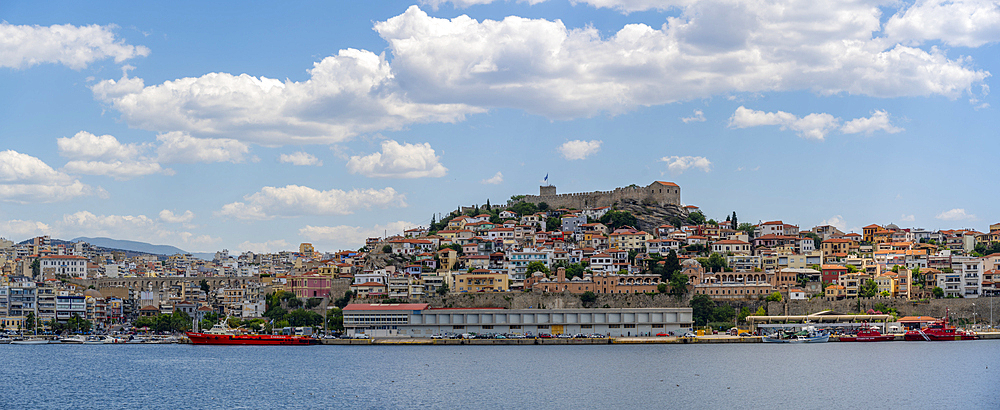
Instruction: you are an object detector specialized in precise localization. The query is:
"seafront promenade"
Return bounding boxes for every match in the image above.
[318,332,1000,345]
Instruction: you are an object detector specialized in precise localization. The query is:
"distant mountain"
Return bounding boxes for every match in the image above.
[71,237,191,257]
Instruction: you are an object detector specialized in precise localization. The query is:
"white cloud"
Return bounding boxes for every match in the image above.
[729,106,904,140]
[0,23,149,69]
[659,155,711,174]
[821,215,848,231]
[558,140,602,160]
[238,240,291,253]
[279,152,323,166]
[936,208,976,221]
[840,110,905,135]
[159,210,195,224]
[900,214,915,222]
[155,132,250,164]
[346,140,447,178]
[0,220,52,239]
[219,185,406,220]
[93,49,481,145]
[729,106,839,140]
[300,221,415,250]
[63,160,171,180]
[373,5,989,120]
[60,211,219,250]
[481,171,504,184]
[885,0,1000,48]
[57,131,143,161]
[681,109,706,123]
[0,150,98,203]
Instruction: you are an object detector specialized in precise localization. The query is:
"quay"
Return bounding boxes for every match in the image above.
[319,332,1000,345]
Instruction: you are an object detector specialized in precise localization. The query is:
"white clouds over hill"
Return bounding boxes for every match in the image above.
[346,140,447,178]
[0,150,100,203]
[728,107,904,140]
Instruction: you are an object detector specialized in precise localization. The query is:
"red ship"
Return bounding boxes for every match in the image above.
[185,322,317,345]
[903,314,978,341]
[838,325,895,342]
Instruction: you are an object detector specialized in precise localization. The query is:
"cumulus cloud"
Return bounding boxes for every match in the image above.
[58,211,219,249]
[840,110,905,135]
[885,0,1000,48]
[936,208,976,221]
[374,5,989,119]
[900,214,915,222]
[821,215,848,231]
[558,140,602,160]
[300,221,415,250]
[155,132,250,164]
[729,106,904,140]
[681,109,706,123]
[159,209,195,224]
[660,155,711,174]
[481,171,504,184]
[57,131,143,161]
[0,150,99,203]
[219,185,406,220]
[346,140,447,178]
[92,49,481,145]
[63,160,171,180]
[0,23,149,69]
[729,106,839,140]
[238,240,291,253]
[279,152,323,166]
[0,219,52,239]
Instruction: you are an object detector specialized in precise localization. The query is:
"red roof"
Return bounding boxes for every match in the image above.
[351,281,387,287]
[654,181,679,187]
[343,303,429,311]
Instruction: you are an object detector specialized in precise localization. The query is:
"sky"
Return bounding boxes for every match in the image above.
[1,0,999,253]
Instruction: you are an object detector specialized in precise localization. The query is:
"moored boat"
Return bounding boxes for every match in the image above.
[60,335,87,344]
[11,338,49,345]
[762,326,830,343]
[904,316,978,341]
[838,325,896,342]
[186,321,317,345]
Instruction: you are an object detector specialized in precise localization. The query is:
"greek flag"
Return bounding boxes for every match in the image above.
[544,173,548,183]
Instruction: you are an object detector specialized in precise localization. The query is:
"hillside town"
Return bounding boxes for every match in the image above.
[1,181,998,333]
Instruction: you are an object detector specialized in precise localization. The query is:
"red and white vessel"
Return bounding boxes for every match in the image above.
[186,321,317,345]
[903,314,978,341]
[838,325,895,342]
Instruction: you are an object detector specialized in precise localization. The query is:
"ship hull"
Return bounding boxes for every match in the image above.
[838,335,896,342]
[903,333,978,341]
[185,332,317,345]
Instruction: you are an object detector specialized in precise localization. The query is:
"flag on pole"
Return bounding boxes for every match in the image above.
[544,173,548,183]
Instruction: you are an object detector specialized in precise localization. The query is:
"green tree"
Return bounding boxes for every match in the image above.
[580,291,597,306]
[30,259,40,278]
[333,291,354,308]
[737,223,756,238]
[731,212,738,230]
[686,211,706,226]
[538,202,550,211]
[436,283,449,296]
[263,306,288,322]
[327,308,344,332]
[859,279,879,298]
[285,309,323,327]
[765,291,783,302]
[525,261,550,277]
[382,245,392,254]
[657,283,668,294]
[25,311,36,335]
[712,305,735,323]
[738,306,752,324]
[932,287,944,298]
[547,217,562,232]
[200,279,210,295]
[508,201,539,217]
[706,253,728,273]
[847,265,860,273]
[599,210,638,230]
[669,272,689,297]
[754,306,767,316]
[690,294,715,326]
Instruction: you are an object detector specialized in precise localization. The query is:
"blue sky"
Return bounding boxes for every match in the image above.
[1,0,998,253]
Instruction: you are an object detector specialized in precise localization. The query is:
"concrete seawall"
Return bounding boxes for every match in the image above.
[319,332,1000,345]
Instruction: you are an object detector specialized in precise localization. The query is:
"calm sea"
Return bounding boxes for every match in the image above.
[1,341,998,409]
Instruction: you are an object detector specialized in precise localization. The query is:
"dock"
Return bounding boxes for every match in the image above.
[320,332,1000,345]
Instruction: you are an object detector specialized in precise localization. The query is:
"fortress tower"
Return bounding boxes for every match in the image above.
[518,181,681,209]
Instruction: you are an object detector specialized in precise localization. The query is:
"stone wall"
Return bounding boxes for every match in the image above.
[767,297,999,320]
[519,182,681,210]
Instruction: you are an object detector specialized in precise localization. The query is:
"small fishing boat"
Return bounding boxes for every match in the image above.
[11,338,49,345]
[838,325,896,342]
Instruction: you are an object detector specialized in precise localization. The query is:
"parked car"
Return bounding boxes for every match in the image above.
[655,333,668,337]
[538,333,553,338]
[683,332,696,338]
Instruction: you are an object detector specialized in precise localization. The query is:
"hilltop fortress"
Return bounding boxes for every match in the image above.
[516,181,683,210]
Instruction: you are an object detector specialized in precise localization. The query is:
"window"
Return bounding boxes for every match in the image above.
[624,324,636,329]
[537,325,549,329]
[581,325,593,329]
[482,325,493,330]
[609,324,620,328]
[453,325,465,330]
[510,325,521,329]
[652,324,663,328]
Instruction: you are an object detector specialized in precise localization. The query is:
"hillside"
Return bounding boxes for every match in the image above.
[71,237,191,257]
[614,199,689,232]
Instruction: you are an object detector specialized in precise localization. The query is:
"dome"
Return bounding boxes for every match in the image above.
[83,288,103,299]
[682,259,701,266]
[886,223,899,230]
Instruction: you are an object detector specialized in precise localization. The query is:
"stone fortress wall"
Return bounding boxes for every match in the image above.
[517,181,681,210]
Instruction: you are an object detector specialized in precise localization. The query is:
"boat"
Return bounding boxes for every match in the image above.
[0,337,12,344]
[60,335,87,344]
[83,336,104,345]
[185,321,317,345]
[102,336,126,344]
[126,336,149,344]
[762,326,830,343]
[11,338,49,345]
[904,315,979,341]
[838,325,896,342]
